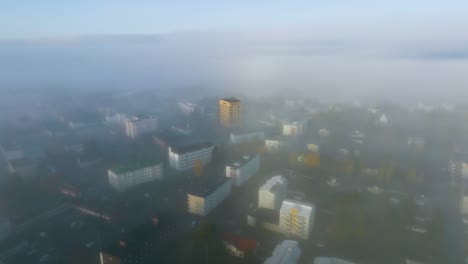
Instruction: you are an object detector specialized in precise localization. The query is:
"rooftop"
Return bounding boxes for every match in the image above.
[280,200,314,218]
[111,159,160,174]
[220,97,240,103]
[313,257,357,264]
[259,176,288,192]
[265,240,301,264]
[228,153,257,168]
[221,233,257,252]
[170,142,214,155]
[250,207,280,225]
[187,176,231,198]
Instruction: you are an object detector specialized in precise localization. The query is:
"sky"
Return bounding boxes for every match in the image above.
[1,1,468,101]
[2,1,468,39]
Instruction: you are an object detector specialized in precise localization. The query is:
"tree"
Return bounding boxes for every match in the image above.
[193,160,203,176]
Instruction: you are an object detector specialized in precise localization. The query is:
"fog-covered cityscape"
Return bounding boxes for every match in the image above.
[1,1,468,264]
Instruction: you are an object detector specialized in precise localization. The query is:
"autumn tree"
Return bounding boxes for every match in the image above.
[193,160,203,176]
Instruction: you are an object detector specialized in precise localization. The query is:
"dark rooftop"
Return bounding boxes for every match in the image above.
[228,153,257,168]
[187,176,231,198]
[221,97,240,103]
[170,142,214,155]
[249,207,279,225]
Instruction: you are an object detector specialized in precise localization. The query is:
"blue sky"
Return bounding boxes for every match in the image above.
[2,0,467,39]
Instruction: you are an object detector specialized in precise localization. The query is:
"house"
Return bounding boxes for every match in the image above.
[221,233,258,258]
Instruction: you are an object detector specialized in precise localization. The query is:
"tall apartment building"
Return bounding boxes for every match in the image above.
[187,177,232,216]
[168,142,214,171]
[279,200,315,240]
[264,240,301,264]
[259,176,288,210]
[219,97,241,127]
[225,154,260,187]
[108,161,163,191]
[125,115,158,138]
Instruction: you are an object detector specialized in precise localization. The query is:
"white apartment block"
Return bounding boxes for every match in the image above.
[225,154,260,187]
[259,176,288,210]
[108,162,163,191]
[187,177,232,216]
[168,142,215,171]
[230,131,265,145]
[264,240,301,264]
[283,121,305,137]
[125,115,158,138]
[279,200,315,240]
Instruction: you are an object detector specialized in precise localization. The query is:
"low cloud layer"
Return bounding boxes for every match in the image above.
[1,28,467,101]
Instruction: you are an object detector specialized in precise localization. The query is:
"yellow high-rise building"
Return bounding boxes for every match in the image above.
[218,97,241,127]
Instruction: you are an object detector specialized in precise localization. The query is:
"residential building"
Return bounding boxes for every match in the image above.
[125,115,158,138]
[377,114,388,126]
[279,200,315,240]
[168,142,215,171]
[219,97,241,127]
[100,252,121,264]
[283,121,306,136]
[408,137,425,150]
[108,161,163,191]
[178,101,198,115]
[187,177,232,216]
[247,207,281,233]
[222,233,258,258]
[265,136,287,152]
[230,130,265,145]
[225,154,260,187]
[7,158,36,180]
[0,144,24,161]
[259,176,288,210]
[313,257,358,264]
[264,240,301,264]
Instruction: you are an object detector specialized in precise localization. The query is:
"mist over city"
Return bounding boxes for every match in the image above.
[1,1,468,264]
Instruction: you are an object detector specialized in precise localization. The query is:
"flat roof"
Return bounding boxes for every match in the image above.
[170,142,214,155]
[280,200,314,218]
[265,240,301,264]
[228,153,257,168]
[111,159,160,174]
[259,175,287,192]
[220,97,240,103]
[250,207,280,225]
[187,176,230,198]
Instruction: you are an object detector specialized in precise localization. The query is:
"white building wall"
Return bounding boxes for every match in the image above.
[108,164,163,191]
[226,155,260,187]
[188,180,232,216]
[125,118,158,138]
[168,146,214,171]
[230,132,265,145]
[258,176,288,210]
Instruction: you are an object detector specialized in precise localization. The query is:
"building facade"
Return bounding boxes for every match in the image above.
[187,177,232,216]
[225,154,260,187]
[283,121,306,136]
[264,240,301,264]
[219,97,241,127]
[259,176,288,210]
[125,115,158,138]
[230,131,265,145]
[108,162,163,191]
[168,142,215,171]
[279,200,315,240]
